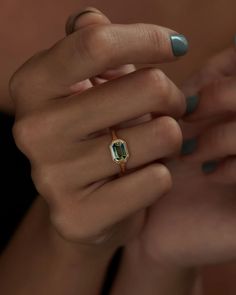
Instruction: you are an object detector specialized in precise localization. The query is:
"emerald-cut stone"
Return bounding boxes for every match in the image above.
[109,139,129,163]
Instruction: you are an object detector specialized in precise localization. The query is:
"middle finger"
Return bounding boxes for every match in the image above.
[55,68,186,139]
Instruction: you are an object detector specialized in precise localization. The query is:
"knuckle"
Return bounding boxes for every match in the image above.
[162,117,182,150]
[153,70,170,98]
[143,68,170,105]
[153,116,183,152]
[78,25,114,66]
[51,205,107,244]
[149,164,172,193]
[9,70,26,100]
[51,209,79,242]
[12,118,36,156]
[138,68,185,117]
[141,68,169,94]
[32,166,63,204]
[139,68,171,106]
[52,212,82,242]
[13,110,56,159]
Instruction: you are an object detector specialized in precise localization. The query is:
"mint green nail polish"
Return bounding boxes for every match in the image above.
[170,34,189,57]
[202,161,218,174]
[186,95,199,115]
[181,138,197,155]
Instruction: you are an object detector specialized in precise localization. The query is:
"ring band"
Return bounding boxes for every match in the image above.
[109,127,130,176]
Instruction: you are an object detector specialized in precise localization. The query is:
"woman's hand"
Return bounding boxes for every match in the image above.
[110,43,236,295]
[126,43,236,269]
[9,8,188,249]
[182,46,236,183]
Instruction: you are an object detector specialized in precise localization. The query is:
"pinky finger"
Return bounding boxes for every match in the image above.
[88,163,172,228]
[55,163,172,242]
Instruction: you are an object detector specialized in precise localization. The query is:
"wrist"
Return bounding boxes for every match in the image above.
[125,238,200,295]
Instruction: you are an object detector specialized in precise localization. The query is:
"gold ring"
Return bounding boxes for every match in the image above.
[109,127,130,176]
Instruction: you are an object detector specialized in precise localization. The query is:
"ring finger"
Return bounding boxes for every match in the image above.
[64,115,182,186]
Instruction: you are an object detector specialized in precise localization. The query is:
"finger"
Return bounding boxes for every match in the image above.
[54,116,182,186]
[53,163,172,242]
[10,22,188,105]
[14,67,185,163]
[65,9,136,95]
[55,68,186,139]
[206,157,236,184]
[183,76,236,121]
[183,120,236,162]
[182,46,236,97]
[65,8,112,93]
[66,8,136,85]
[13,69,184,158]
[13,69,186,161]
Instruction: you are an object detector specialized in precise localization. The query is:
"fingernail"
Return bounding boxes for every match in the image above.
[66,10,98,35]
[181,138,197,155]
[170,34,189,57]
[202,161,218,174]
[234,34,236,46]
[185,95,199,115]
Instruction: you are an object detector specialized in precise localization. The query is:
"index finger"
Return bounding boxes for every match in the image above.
[10,23,188,105]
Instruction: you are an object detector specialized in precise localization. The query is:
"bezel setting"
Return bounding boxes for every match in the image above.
[109,139,130,164]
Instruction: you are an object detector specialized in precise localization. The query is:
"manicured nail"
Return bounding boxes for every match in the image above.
[181,138,197,155]
[66,9,98,35]
[202,161,218,174]
[185,95,199,115]
[170,34,189,57]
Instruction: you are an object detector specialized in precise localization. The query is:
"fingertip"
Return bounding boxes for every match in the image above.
[170,34,189,57]
[181,138,197,156]
[185,95,200,115]
[202,161,219,174]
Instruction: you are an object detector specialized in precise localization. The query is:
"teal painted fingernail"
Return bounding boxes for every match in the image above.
[186,95,199,115]
[202,161,218,174]
[170,34,189,57]
[181,138,197,155]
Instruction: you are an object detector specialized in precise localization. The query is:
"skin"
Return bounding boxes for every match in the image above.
[1,1,236,294]
[11,11,185,246]
[110,46,236,294]
[1,7,187,295]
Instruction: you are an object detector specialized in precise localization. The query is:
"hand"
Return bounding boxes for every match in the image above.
[131,43,236,269]
[9,8,187,249]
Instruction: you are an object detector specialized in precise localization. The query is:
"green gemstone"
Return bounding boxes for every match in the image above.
[110,139,129,163]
